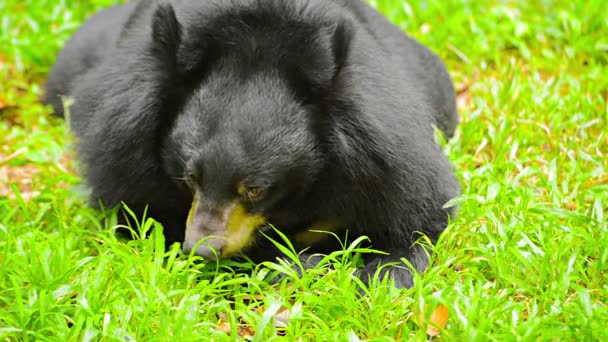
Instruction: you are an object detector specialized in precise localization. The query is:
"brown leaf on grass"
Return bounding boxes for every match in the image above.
[272,306,291,329]
[214,313,250,337]
[456,83,471,112]
[240,293,294,328]
[0,96,18,112]
[0,146,76,200]
[0,151,40,200]
[240,294,265,302]
[214,306,290,338]
[418,304,449,337]
[238,325,256,338]
[0,148,27,164]
[584,174,608,188]
[215,321,231,334]
[454,70,480,114]
[213,319,256,339]
[252,303,292,330]
[0,95,8,109]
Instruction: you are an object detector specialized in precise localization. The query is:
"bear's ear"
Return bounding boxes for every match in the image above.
[287,19,353,100]
[151,3,182,69]
[330,19,352,76]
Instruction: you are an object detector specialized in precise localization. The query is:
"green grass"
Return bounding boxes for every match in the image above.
[1,0,607,340]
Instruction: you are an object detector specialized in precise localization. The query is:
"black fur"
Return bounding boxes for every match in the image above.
[44,0,460,288]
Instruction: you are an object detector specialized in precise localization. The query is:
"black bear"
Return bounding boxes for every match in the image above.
[44,0,460,288]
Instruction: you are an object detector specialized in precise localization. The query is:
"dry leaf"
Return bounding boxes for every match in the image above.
[456,86,471,111]
[273,307,291,328]
[214,312,257,338]
[420,304,449,337]
[216,321,231,334]
[238,325,255,338]
[240,294,265,302]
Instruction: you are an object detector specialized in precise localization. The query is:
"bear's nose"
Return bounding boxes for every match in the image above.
[182,239,224,260]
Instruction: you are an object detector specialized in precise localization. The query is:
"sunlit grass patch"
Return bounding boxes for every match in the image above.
[1,0,607,340]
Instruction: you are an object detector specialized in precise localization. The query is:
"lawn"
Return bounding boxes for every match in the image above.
[1,0,606,340]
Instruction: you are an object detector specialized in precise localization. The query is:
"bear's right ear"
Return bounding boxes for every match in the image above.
[286,19,353,101]
[151,3,182,70]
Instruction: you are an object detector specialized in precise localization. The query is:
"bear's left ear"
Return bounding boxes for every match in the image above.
[151,3,182,71]
[287,19,353,99]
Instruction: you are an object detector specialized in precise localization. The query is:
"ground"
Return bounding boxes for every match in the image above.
[0,0,606,340]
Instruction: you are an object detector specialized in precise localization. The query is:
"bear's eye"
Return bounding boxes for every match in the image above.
[238,183,267,202]
[186,170,200,187]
